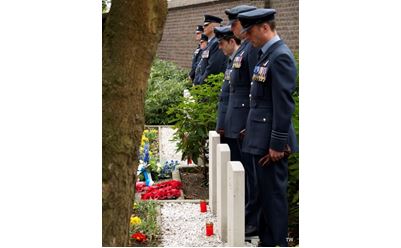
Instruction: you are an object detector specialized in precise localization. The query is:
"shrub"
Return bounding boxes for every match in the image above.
[167,73,224,165]
[288,52,299,244]
[145,59,190,125]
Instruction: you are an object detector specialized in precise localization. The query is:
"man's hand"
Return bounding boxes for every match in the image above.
[217,128,225,138]
[258,145,292,166]
[269,148,285,162]
[258,152,271,166]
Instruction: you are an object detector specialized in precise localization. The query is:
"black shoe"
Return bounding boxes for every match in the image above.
[245,225,258,237]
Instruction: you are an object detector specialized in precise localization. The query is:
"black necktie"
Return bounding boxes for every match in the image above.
[257,50,263,61]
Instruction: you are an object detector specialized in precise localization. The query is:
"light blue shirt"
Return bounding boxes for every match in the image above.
[260,35,280,55]
[207,36,216,47]
[230,46,241,61]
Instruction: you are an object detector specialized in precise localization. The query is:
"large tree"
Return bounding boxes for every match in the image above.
[102,0,167,246]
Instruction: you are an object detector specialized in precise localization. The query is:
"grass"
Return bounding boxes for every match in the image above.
[130,200,160,247]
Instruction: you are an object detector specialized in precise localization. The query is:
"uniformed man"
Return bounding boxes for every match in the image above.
[193,34,208,86]
[199,34,208,50]
[189,25,204,81]
[224,4,260,239]
[193,15,227,85]
[238,8,298,247]
[214,26,241,143]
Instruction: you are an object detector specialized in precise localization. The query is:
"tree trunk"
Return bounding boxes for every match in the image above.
[102,0,167,246]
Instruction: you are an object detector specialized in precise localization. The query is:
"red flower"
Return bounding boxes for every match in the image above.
[131,232,147,242]
[140,180,182,200]
[135,182,146,192]
[168,180,182,189]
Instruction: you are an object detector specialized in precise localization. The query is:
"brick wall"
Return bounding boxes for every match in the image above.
[269,0,299,53]
[157,0,298,69]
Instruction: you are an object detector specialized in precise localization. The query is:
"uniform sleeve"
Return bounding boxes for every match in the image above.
[193,58,204,85]
[189,50,201,80]
[189,54,197,80]
[199,42,227,84]
[270,53,297,151]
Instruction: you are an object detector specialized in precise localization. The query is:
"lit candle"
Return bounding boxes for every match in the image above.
[206,221,214,236]
[200,200,207,213]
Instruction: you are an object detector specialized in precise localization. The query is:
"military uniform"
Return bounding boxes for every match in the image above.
[193,15,227,85]
[189,44,202,81]
[224,5,260,237]
[189,25,204,81]
[193,34,208,85]
[214,26,235,137]
[216,59,232,139]
[239,9,298,247]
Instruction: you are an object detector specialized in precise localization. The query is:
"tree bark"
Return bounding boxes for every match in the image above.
[102,0,167,246]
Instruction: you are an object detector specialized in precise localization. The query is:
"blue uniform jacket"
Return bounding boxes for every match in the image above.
[224,40,259,139]
[242,40,298,155]
[189,45,202,81]
[193,48,206,84]
[194,37,227,85]
[216,58,232,131]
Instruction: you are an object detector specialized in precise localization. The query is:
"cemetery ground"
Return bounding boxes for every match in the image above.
[131,126,298,247]
[134,57,299,247]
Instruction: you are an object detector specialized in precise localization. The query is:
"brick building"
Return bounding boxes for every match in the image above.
[156,0,298,69]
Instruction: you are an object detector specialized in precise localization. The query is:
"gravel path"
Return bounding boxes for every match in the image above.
[160,202,224,247]
[159,202,257,247]
[159,126,183,163]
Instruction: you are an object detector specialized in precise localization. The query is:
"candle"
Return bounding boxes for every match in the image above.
[206,222,214,236]
[200,200,207,213]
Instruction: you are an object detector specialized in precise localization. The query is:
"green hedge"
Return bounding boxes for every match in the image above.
[288,52,299,244]
[145,59,190,125]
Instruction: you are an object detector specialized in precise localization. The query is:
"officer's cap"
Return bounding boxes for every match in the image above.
[214,25,235,41]
[200,34,209,42]
[195,25,204,33]
[238,8,276,34]
[225,5,257,25]
[204,15,223,25]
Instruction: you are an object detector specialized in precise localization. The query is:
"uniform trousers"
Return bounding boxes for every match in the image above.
[251,154,288,247]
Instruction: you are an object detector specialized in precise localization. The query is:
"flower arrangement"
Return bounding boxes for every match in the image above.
[139,180,182,200]
[158,160,179,179]
[140,129,159,157]
[138,127,180,186]
[138,128,160,185]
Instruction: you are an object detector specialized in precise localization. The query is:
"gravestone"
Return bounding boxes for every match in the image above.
[227,161,245,247]
[208,131,220,214]
[216,144,230,242]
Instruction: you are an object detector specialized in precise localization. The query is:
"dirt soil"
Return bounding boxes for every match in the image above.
[179,167,209,200]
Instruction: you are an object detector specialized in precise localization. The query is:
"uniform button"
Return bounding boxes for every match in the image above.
[249,94,251,98]
[251,82,253,85]
[263,118,266,122]
[242,103,245,107]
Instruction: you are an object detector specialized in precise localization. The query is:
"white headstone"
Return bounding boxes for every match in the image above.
[227,161,245,247]
[208,131,220,214]
[216,144,230,242]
